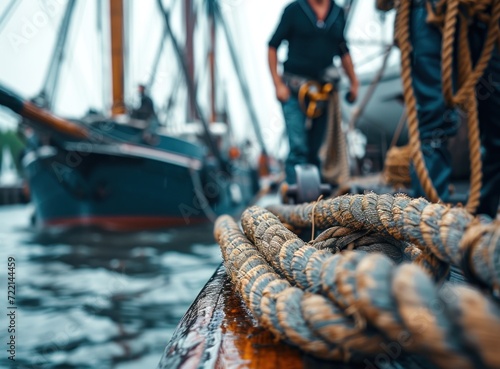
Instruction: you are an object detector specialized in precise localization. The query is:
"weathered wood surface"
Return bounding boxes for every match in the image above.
[158,265,432,369]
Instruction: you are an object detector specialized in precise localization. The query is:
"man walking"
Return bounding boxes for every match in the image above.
[268,0,358,184]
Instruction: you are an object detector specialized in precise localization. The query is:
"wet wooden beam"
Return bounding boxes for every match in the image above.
[159,265,429,369]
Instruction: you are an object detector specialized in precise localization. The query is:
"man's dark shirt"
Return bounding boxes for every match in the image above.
[268,0,349,79]
[132,94,155,120]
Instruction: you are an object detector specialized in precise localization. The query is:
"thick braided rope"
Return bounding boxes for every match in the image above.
[440,0,460,104]
[439,0,500,212]
[322,89,350,185]
[310,225,411,264]
[396,0,441,205]
[440,0,500,106]
[216,210,500,368]
[267,193,500,291]
[241,207,500,368]
[395,0,500,213]
[436,0,500,213]
[214,215,385,361]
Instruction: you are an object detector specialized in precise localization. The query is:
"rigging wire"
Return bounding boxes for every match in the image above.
[57,0,95,114]
[96,0,109,113]
[212,1,268,156]
[347,46,394,69]
[344,0,358,33]
[147,23,169,90]
[163,72,184,121]
[40,0,77,110]
[156,0,227,170]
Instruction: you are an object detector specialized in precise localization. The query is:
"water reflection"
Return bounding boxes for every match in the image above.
[0,205,221,369]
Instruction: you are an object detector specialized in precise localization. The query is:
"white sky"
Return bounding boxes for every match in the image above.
[0,0,396,156]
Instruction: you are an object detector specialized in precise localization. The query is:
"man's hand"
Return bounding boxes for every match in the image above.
[376,0,394,11]
[348,81,359,103]
[340,53,359,103]
[275,81,291,102]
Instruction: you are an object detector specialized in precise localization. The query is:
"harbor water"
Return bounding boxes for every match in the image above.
[0,204,222,369]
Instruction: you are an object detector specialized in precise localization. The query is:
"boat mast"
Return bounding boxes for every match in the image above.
[110,0,126,116]
[185,0,197,121]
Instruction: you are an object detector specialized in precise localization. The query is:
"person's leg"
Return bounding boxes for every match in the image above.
[282,96,308,184]
[410,141,452,200]
[470,24,500,218]
[409,4,458,201]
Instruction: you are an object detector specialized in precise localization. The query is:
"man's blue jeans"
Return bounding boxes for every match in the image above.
[281,96,328,184]
[410,4,500,217]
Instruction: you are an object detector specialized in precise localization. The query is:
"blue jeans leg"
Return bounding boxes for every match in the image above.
[410,142,452,201]
[409,5,458,201]
[282,96,308,184]
[471,24,500,218]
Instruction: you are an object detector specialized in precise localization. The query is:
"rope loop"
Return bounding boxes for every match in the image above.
[215,194,500,367]
[393,0,500,214]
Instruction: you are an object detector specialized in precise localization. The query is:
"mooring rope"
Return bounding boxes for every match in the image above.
[266,193,500,292]
[215,205,500,368]
[215,216,386,362]
[395,0,500,213]
[322,89,350,186]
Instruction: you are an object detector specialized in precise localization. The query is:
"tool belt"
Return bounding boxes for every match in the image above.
[282,72,335,119]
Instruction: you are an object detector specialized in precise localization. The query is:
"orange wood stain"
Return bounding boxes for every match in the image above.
[109,0,126,116]
[161,266,365,369]
[23,103,89,139]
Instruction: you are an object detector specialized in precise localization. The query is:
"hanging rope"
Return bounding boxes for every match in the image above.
[321,89,350,186]
[395,0,500,213]
[215,201,500,367]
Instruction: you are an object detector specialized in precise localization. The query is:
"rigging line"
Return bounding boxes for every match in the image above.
[199,2,214,89]
[156,0,227,171]
[86,2,104,110]
[57,1,98,114]
[124,0,135,104]
[147,23,169,90]
[0,0,17,33]
[347,43,394,132]
[58,0,95,110]
[164,72,184,118]
[97,0,110,113]
[354,47,394,68]
[41,0,77,110]
[344,0,358,33]
[213,2,268,155]
[343,0,355,18]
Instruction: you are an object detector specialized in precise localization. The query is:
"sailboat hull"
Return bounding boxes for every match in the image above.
[23,142,253,230]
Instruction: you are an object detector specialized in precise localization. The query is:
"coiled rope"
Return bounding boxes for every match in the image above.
[215,200,500,367]
[395,0,500,213]
[267,193,500,292]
